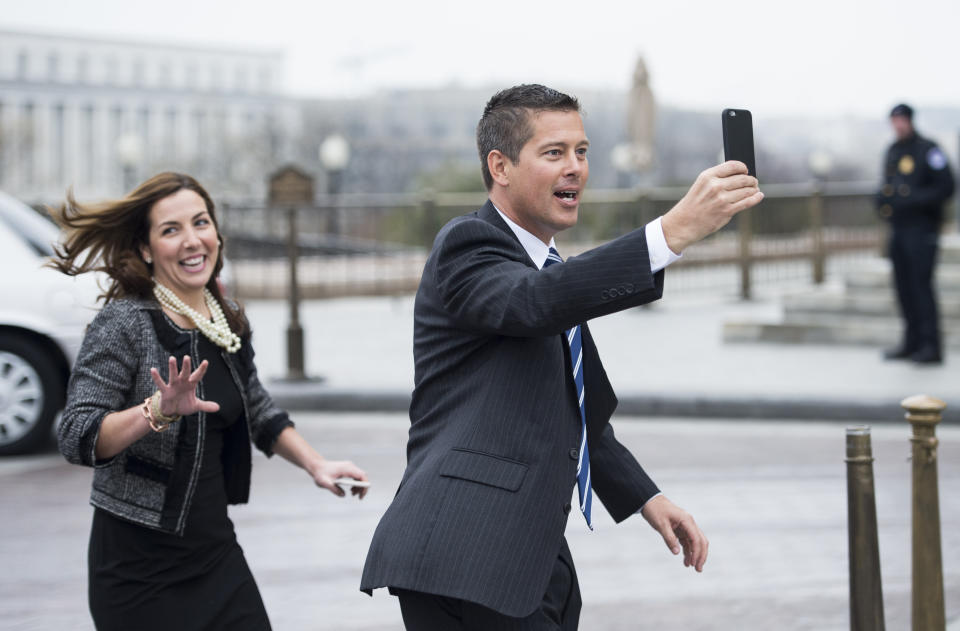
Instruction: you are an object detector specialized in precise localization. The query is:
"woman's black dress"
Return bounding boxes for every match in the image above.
[88,335,271,631]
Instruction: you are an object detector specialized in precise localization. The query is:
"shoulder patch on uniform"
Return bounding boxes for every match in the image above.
[927,147,947,170]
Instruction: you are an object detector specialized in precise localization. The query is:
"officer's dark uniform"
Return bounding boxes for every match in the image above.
[877,108,955,363]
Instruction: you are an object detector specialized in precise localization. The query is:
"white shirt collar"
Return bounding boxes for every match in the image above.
[492,204,556,270]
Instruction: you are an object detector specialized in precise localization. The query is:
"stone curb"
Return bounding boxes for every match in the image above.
[268,382,960,423]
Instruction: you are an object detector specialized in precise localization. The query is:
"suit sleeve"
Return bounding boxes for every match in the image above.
[589,422,661,523]
[434,218,664,337]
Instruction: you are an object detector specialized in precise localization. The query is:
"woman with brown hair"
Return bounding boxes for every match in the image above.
[53,172,369,630]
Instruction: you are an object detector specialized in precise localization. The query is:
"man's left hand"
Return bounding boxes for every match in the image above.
[640,495,709,572]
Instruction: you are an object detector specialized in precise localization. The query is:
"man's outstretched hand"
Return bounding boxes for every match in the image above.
[640,494,709,572]
[660,160,763,254]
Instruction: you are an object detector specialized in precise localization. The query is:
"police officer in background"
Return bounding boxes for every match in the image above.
[877,103,955,364]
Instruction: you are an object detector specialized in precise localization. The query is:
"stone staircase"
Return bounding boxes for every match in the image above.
[723,234,960,349]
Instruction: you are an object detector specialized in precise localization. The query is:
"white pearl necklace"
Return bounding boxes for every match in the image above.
[153,282,242,353]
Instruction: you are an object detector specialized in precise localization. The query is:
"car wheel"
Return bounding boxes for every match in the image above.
[0,333,64,455]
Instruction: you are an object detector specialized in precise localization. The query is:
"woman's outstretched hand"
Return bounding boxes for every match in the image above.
[150,355,221,417]
[308,459,370,499]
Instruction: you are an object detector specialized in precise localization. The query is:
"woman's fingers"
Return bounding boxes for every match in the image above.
[197,398,221,414]
[338,464,369,500]
[148,356,220,418]
[189,359,210,383]
[178,355,192,379]
[316,473,346,497]
[339,463,368,483]
[159,356,207,385]
[149,367,166,390]
[153,355,222,410]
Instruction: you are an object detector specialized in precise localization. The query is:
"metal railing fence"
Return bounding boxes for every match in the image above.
[218,181,884,301]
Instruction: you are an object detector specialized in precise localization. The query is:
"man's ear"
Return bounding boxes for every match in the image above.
[487,150,511,188]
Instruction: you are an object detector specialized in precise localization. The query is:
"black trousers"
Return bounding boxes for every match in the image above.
[889,226,940,353]
[395,538,582,630]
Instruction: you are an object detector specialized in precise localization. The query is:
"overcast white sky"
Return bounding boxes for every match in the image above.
[3,0,957,118]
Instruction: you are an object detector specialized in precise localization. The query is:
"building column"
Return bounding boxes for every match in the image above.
[0,95,20,191]
[63,101,82,193]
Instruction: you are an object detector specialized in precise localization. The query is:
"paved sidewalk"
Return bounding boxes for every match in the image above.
[2,415,957,630]
[244,293,959,422]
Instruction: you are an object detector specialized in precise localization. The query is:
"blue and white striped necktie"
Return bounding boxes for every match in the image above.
[543,247,593,530]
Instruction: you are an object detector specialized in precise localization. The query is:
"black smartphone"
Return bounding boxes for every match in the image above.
[722,108,757,177]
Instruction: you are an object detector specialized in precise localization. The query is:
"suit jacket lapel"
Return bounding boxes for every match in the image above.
[479,199,617,425]
[477,200,539,271]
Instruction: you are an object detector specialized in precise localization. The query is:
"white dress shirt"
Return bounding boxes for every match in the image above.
[493,206,682,272]
[493,205,670,515]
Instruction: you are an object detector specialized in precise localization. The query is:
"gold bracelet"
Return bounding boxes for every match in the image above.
[141,396,172,433]
[150,391,182,425]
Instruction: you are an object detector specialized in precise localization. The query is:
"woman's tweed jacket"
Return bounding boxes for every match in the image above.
[58,297,293,536]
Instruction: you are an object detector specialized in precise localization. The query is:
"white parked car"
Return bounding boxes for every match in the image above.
[0,191,100,455]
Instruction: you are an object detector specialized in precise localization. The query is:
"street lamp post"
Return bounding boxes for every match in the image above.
[610,143,634,189]
[116,133,143,192]
[319,134,350,239]
[610,143,648,236]
[808,149,833,180]
[268,165,318,383]
[808,150,833,284]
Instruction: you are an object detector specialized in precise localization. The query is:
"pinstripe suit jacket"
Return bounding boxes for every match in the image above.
[360,200,664,617]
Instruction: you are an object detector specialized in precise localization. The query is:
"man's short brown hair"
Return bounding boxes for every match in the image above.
[476,84,580,190]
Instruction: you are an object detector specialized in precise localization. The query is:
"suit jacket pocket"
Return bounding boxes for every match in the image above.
[440,447,528,492]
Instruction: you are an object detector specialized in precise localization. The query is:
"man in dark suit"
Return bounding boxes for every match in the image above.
[361,84,763,629]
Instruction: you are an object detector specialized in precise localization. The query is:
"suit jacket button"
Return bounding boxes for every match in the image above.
[563,503,572,514]
[569,448,579,460]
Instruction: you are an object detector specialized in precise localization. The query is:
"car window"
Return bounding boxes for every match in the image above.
[0,191,61,257]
